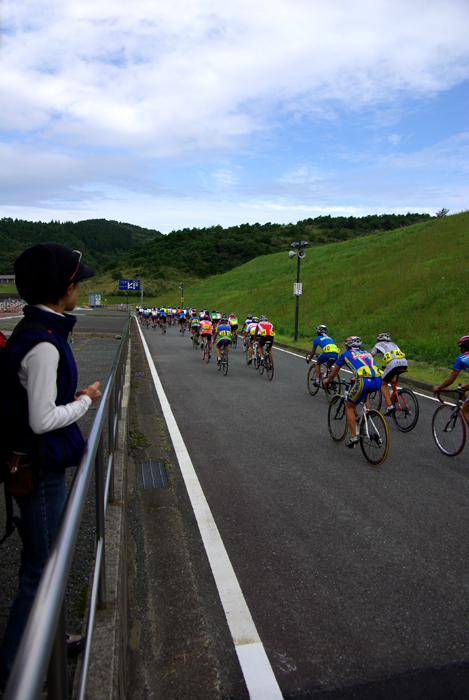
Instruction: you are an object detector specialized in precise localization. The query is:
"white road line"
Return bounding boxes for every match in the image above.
[273,346,441,402]
[137,320,283,700]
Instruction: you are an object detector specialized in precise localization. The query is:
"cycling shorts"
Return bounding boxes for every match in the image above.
[229,324,238,331]
[317,351,338,365]
[200,332,211,340]
[346,376,382,405]
[258,336,273,349]
[382,366,408,383]
[216,338,231,348]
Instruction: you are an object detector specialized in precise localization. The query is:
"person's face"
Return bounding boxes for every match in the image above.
[64,281,81,311]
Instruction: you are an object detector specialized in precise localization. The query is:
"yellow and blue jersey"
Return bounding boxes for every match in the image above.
[336,348,383,379]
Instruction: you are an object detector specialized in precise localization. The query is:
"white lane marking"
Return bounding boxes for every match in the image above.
[137,320,283,700]
[273,346,441,402]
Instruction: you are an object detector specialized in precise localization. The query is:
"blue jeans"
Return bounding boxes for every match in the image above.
[0,466,66,684]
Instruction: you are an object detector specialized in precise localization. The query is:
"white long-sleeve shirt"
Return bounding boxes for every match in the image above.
[18,305,91,435]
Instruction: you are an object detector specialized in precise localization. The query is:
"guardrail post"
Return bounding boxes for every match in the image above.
[95,433,107,609]
[47,599,67,700]
[108,383,115,504]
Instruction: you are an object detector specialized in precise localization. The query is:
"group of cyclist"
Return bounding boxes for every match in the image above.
[306,324,469,447]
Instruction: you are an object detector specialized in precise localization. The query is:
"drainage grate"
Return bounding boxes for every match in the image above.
[137,460,170,490]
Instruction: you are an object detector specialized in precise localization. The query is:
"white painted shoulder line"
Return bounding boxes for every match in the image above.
[137,321,283,700]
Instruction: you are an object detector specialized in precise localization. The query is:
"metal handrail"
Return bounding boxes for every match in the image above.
[4,318,131,700]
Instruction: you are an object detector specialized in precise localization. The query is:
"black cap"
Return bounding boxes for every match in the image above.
[14,242,95,305]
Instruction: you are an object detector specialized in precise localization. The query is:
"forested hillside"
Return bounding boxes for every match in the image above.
[107,212,431,279]
[0,218,162,273]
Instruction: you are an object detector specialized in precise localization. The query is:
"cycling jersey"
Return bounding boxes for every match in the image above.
[190,317,200,329]
[453,351,469,373]
[246,322,258,336]
[313,335,339,355]
[371,340,408,379]
[216,323,232,343]
[199,320,213,335]
[229,317,238,327]
[336,349,383,380]
[257,321,275,337]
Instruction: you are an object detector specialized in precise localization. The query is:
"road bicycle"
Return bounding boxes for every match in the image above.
[432,386,467,456]
[231,329,238,349]
[201,337,211,363]
[328,394,389,466]
[217,345,229,375]
[192,333,199,349]
[258,346,274,381]
[243,335,250,353]
[307,358,342,402]
[367,376,419,433]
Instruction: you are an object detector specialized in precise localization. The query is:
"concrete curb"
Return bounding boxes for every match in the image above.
[72,340,131,700]
[274,341,436,395]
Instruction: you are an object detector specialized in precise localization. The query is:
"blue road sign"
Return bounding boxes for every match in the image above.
[119,279,141,291]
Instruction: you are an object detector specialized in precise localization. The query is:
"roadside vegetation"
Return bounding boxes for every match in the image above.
[103,212,467,378]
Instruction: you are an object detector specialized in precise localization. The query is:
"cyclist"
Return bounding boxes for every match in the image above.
[160,305,167,333]
[190,311,200,344]
[178,307,186,332]
[199,315,213,358]
[213,316,232,366]
[241,314,253,335]
[246,317,259,365]
[324,336,383,448]
[256,315,275,366]
[151,306,158,329]
[370,333,408,415]
[228,313,239,334]
[143,307,151,326]
[306,325,339,386]
[210,310,218,333]
[433,335,469,426]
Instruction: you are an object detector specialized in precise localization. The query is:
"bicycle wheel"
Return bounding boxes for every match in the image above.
[432,404,466,456]
[392,388,419,432]
[307,364,320,395]
[205,345,210,363]
[232,332,237,349]
[223,353,229,375]
[328,394,348,443]
[359,410,389,466]
[245,346,251,364]
[258,352,265,376]
[253,345,259,369]
[266,354,274,381]
[202,342,206,361]
[368,388,382,411]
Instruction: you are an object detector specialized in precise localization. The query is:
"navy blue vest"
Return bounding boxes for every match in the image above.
[0,306,85,469]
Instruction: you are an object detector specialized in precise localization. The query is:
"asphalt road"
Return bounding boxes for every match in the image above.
[140,321,469,699]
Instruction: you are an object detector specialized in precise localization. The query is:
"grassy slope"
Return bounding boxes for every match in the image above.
[145,212,468,373]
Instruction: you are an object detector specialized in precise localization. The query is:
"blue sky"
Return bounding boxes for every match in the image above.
[0,0,468,233]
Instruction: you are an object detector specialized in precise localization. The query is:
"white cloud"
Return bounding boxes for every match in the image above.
[1,0,469,155]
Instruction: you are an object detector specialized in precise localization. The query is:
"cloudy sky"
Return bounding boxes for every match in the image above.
[1,0,468,232]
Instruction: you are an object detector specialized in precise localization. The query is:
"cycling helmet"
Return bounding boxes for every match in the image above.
[377,333,391,342]
[458,335,469,349]
[252,317,259,323]
[345,335,362,349]
[260,315,268,321]
[316,324,327,335]
[203,315,210,320]
[246,314,252,320]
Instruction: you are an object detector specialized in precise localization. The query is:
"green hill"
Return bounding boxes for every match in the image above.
[102,212,431,280]
[146,212,468,369]
[0,217,162,274]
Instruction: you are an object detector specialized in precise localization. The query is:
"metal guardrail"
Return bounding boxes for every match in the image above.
[4,318,131,700]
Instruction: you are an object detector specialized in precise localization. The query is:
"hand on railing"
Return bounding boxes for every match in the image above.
[75,382,102,403]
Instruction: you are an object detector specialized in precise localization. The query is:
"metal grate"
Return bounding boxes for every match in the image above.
[137,459,170,490]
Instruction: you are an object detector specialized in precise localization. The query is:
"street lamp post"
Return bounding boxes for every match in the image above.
[179,282,184,307]
[288,240,309,341]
